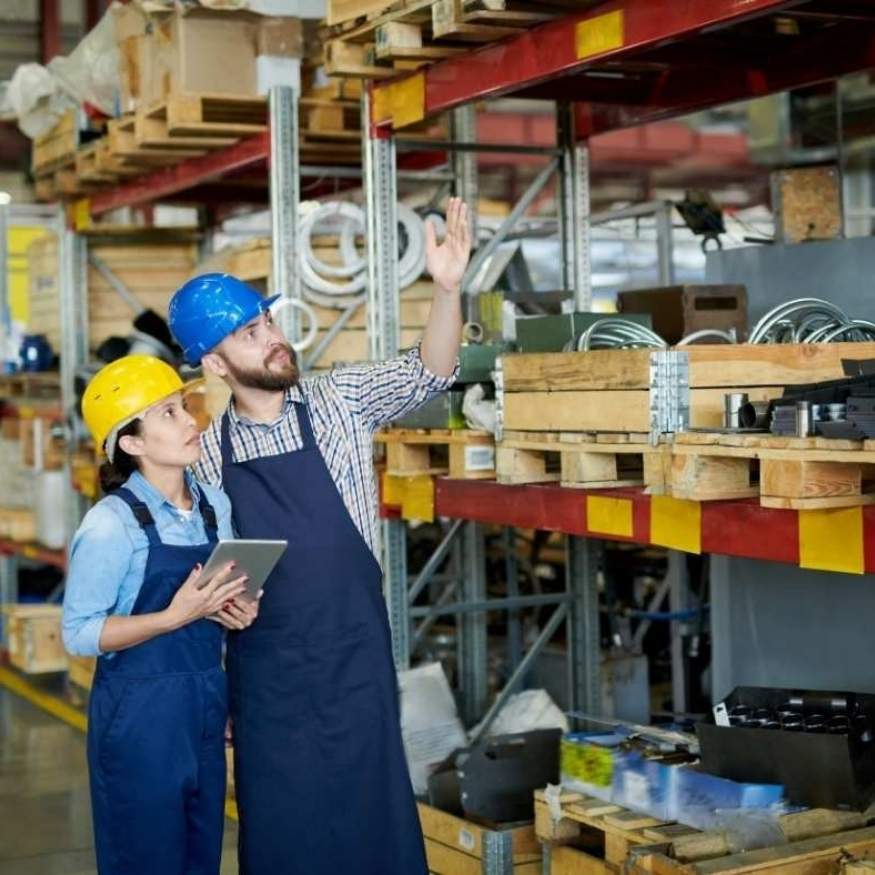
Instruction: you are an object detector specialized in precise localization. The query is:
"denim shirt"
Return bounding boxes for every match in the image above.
[61,469,234,657]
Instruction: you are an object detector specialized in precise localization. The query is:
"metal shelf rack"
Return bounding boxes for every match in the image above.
[363,0,875,728]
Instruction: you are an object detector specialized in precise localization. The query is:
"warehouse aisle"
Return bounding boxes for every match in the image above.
[0,685,240,874]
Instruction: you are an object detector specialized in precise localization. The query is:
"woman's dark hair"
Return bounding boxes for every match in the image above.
[98,419,142,495]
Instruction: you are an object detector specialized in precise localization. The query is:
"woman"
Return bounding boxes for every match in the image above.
[62,354,258,875]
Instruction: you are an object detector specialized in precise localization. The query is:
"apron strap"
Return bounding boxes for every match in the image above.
[219,411,234,467]
[197,490,220,545]
[293,398,316,450]
[113,487,163,548]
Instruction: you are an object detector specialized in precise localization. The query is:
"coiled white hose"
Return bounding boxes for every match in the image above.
[298,201,427,309]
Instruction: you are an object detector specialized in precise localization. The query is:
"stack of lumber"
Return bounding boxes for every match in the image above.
[323,0,603,81]
[27,235,198,352]
[498,342,875,509]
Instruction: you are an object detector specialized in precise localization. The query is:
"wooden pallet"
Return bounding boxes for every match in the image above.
[3,604,68,674]
[497,430,669,491]
[672,432,875,508]
[31,110,79,176]
[419,802,541,874]
[535,789,875,874]
[374,428,496,479]
[107,116,206,166]
[0,373,61,401]
[136,93,267,142]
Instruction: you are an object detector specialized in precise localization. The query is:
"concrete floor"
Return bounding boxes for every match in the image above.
[0,685,240,874]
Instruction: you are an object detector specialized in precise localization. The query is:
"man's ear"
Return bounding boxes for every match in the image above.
[202,351,227,379]
[118,433,146,458]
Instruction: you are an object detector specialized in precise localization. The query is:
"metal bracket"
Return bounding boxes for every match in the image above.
[494,356,505,442]
[649,349,690,443]
[481,829,514,875]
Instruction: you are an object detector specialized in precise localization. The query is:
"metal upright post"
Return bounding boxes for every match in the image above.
[451,105,479,243]
[363,91,409,668]
[269,85,301,344]
[57,220,90,540]
[363,91,400,360]
[504,527,523,672]
[0,555,17,645]
[557,103,592,311]
[566,535,601,717]
[666,551,690,715]
[460,520,489,725]
[655,200,676,286]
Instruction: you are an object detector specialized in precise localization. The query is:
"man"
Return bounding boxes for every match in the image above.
[168,198,471,875]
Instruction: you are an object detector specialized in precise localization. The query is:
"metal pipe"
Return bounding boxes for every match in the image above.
[409,592,572,619]
[631,577,671,652]
[469,603,569,744]
[407,519,465,605]
[464,157,559,290]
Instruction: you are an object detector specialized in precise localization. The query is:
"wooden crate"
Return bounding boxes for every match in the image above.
[497,430,669,490]
[536,789,875,875]
[67,654,96,691]
[375,428,496,479]
[0,508,38,543]
[27,236,198,353]
[617,284,747,346]
[772,164,843,245]
[31,110,79,176]
[3,604,68,674]
[419,803,541,875]
[500,343,875,434]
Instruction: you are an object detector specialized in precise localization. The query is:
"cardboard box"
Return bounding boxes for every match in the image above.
[3,604,68,674]
[19,417,65,470]
[561,732,784,830]
[151,10,304,102]
[617,284,748,345]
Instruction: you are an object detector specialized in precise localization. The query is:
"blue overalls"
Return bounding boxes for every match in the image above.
[221,397,427,874]
[87,487,227,875]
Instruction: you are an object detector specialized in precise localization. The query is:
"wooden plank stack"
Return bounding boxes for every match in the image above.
[323,0,603,79]
[3,605,68,674]
[499,343,875,507]
[27,236,198,353]
[535,788,875,875]
[418,802,541,874]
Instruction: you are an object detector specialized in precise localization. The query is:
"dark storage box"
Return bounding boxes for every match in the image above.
[617,284,747,345]
[697,686,875,811]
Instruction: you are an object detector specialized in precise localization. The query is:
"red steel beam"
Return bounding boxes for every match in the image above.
[425,479,850,571]
[373,0,796,125]
[89,132,270,216]
[40,0,62,63]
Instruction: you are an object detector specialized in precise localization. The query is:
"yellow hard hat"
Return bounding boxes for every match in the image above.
[82,355,185,454]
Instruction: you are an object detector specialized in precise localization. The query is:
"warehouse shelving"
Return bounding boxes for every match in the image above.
[4,0,875,742]
[363,0,875,729]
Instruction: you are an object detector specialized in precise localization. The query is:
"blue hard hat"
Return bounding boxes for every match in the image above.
[169,273,280,365]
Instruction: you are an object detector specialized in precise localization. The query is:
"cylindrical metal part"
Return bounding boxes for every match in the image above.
[795,401,813,437]
[462,322,484,344]
[723,393,748,429]
[739,401,771,430]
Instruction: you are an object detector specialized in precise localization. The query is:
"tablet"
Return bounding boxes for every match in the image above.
[198,539,287,600]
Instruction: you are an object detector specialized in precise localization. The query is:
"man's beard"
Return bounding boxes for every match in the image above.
[224,345,299,391]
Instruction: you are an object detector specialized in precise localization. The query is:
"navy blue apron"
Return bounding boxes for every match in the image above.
[87,487,227,875]
[221,398,427,875]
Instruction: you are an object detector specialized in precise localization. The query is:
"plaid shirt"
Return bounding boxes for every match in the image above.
[195,346,457,560]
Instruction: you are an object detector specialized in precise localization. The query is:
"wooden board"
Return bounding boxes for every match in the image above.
[3,604,68,674]
[418,802,541,865]
[375,428,496,479]
[501,344,875,393]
